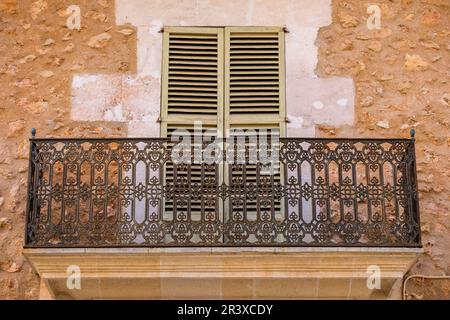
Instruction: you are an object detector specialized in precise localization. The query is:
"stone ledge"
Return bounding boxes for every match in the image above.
[23,247,421,299]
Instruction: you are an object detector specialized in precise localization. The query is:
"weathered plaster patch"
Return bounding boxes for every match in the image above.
[337,98,348,107]
[71,74,122,121]
[312,79,354,127]
[128,120,160,137]
[71,74,160,132]
[245,0,254,25]
[313,101,324,110]
[285,26,320,79]
[288,115,304,129]
[104,104,123,122]
[286,115,316,137]
[72,74,100,89]
[116,0,248,26]
[137,24,163,76]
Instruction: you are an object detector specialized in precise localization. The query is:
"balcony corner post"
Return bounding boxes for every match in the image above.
[408,128,421,246]
[410,128,415,141]
[24,128,37,247]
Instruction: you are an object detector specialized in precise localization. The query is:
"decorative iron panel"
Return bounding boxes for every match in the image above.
[25,133,421,247]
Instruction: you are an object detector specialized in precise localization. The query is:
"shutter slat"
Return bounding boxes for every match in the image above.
[230,86,279,91]
[230,97,278,101]
[230,107,280,112]
[230,92,278,96]
[230,66,278,70]
[170,34,218,39]
[169,71,217,76]
[169,86,217,92]
[170,76,217,81]
[169,60,218,66]
[170,45,217,50]
[230,70,279,75]
[170,50,218,55]
[169,81,217,87]
[230,81,279,85]
[168,102,218,107]
[230,39,278,44]
[169,97,217,102]
[230,76,279,80]
[170,55,217,61]
[230,50,279,54]
[169,92,217,97]
[170,40,218,45]
[230,44,279,48]
[230,102,280,106]
[168,108,217,113]
[170,65,217,71]
[230,55,278,59]
[229,60,278,65]
[230,34,279,38]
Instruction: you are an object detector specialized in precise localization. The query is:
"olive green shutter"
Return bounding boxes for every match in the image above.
[161,27,224,131]
[224,26,286,134]
[161,26,285,137]
[161,27,224,227]
[224,27,286,222]
[160,27,286,233]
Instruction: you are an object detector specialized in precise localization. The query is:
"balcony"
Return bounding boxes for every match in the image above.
[23,132,422,299]
[25,133,421,248]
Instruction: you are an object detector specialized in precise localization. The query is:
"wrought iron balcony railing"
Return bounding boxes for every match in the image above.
[25,131,421,248]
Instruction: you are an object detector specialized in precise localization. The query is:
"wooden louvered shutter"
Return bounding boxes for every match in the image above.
[160,27,286,241]
[161,26,285,147]
[161,27,224,129]
[224,27,286,132]
[164,124,220,228]
[161,28,224,231]
[224,27,286,225]
[225,126,283,227]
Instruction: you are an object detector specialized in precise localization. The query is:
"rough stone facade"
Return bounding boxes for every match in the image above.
[315,0,450,299]
[0,0,448,299]
[0,0,134,299]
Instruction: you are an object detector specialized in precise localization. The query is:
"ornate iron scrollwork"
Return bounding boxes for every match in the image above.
[25,135,421,247]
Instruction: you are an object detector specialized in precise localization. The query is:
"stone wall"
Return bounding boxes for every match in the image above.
[0,0,448,299]
[315,0,450,299]
[0,0,135,299]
